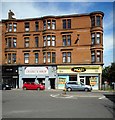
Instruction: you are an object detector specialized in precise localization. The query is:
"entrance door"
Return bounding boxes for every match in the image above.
[49,78,55,89]
[80,76,85,84]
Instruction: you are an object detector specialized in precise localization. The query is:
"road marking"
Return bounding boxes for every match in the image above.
[99,96,106,99]
[50,94,73,98]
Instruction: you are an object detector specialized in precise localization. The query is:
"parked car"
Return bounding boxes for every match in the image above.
[65,81,92,92]
[1,83,13,90]
[22,82,45,90]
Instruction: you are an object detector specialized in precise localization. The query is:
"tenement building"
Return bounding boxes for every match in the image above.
[1,10,104,90]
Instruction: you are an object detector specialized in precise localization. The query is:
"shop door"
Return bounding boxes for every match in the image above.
[50,78,55,89]
[80,76,85,84]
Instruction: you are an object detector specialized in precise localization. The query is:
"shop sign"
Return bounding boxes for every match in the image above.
[71,67,86,72]
[58,78,66,84]
[25,67,48,75]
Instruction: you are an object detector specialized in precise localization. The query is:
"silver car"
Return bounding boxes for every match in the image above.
[65,81,92,92]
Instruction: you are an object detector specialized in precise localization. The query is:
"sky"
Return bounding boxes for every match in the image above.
[0,0,114,67]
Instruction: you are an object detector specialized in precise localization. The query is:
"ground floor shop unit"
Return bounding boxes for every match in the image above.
[18,66,58,89]
[57,65,102,90]
[2,65,19,88]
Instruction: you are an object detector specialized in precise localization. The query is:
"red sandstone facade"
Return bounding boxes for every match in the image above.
[1,10,104,90]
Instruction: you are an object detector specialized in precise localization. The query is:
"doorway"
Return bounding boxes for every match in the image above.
[80,76,86,84]
[49,78,55,89]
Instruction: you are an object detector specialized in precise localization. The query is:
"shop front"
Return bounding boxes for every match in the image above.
[57,65,102,90]
[18,66,57,89]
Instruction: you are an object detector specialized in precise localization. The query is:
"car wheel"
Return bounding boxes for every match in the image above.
[84,88,89,92]
[23,87,27,90]
[3,87,6,90]
[67,87,72,92]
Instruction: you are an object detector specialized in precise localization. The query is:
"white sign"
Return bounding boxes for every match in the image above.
[25,67,48,75]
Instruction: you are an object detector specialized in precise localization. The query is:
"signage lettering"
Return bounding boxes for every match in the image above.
[71,67,86,72]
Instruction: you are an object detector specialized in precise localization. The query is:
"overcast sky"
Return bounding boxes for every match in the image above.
[0,0,114,67]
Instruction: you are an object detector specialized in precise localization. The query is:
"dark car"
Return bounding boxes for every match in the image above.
[1,83,13,90]
[22,82,45,90]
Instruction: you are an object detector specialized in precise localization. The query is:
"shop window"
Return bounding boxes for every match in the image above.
[35,53,39,64]
[24,53,29,64]
[62,52,71,63]
[25,22,29,32]
[69,75,77,81]
[35,37,39,47]
[24,37,29,47]
[35,21,39,31]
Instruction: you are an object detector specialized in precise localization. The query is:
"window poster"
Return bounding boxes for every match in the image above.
[89,76,98,90]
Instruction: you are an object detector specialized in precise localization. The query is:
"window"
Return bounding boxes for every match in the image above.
[8,53,11,64]
[47,20,51,29]
[91,51,95,62]
[13,23,17,32]
[13,38,17,48]
[43,36,46,47]
[91,33,95,45]
[47,35,51,46]
[47,52,51,63]
[62,52,71,63]
[97,51,101,62]
[24,37,29,47]
[12,53,16,64]
[63,19,71,29]
[43,52,56,63]
[8,23,12,32]
[35,37,39,47]
[52,36,55,46]
[8,37,12,48]
[35,21,39,31]
[67,52,71,63]
[62,35,71,46]
[5,38,8,47]
[35,53,39,64]
[96,16,101,26]
[24,53,29,64]
[69,75,77,81]
[67,19,71,29]
[96,33,100,44]
[63,20,66,29]
[52,52,56,63]
[52,20,56,29]
[43,53,46,63]
[43,21,46,30]
[25,22,29,32]
[91,16,95,27]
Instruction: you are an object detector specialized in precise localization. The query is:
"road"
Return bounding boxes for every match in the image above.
[2,89,115,119]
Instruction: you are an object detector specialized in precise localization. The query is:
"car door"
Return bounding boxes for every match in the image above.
[71,82,79,90]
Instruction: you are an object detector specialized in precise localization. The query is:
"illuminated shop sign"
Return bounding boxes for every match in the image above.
[71,67,86,72]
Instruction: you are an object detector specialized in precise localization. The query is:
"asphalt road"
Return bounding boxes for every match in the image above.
[2,89,115,119]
